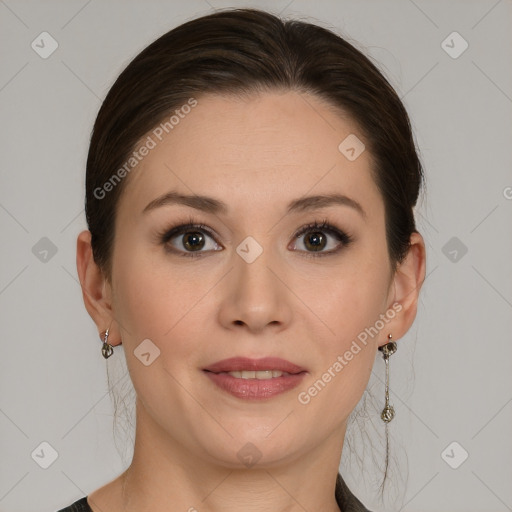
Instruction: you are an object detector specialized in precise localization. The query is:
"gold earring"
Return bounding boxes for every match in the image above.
[378,334,397,422]
[101,328,114,359]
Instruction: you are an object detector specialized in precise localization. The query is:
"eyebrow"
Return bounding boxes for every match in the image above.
[142,191,366,218]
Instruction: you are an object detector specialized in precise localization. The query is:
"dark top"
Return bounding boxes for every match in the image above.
[57,472,372,511]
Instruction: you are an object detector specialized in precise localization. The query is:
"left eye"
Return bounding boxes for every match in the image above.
[290,222,350,255]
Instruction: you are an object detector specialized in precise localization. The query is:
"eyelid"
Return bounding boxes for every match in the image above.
[161,222,216,242]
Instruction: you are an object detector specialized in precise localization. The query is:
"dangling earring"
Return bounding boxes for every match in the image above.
[101,328,114,359]
[378,334,397,422]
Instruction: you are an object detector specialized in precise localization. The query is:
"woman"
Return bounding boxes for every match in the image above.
[62,8,426,512]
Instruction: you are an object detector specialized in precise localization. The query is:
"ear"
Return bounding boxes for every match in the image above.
[76,230,122,346]
[381,231,426,345]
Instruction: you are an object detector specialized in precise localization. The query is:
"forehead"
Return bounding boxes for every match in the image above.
[118,90,382,219]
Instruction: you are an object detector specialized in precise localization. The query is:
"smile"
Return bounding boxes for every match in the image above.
[224,370,292,379]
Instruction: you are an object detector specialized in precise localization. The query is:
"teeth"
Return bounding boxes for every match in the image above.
[226,370,289,379]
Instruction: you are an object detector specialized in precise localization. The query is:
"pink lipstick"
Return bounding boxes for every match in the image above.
[203,357,307,400]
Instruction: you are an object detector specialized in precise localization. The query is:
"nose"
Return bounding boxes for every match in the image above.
[217,249,292,334]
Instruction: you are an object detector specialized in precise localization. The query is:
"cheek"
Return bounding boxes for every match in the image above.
[329,271,390,337]
[111,259,162,340]
[313,254,391,347]
[110,242,215,368]
[299,252,391,408]
[110,247,203,403]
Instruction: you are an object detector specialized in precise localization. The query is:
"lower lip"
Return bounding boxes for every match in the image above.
[203,371,307,400]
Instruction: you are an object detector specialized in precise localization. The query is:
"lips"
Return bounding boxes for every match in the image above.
[203,357,307,400]
[203,356,306,374]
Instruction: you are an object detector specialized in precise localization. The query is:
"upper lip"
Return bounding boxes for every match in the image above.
[203,357,306,374]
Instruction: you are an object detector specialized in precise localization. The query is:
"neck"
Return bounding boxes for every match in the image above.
[115,399,346,512]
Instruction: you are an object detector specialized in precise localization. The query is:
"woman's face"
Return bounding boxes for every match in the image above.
[107,90,400,467]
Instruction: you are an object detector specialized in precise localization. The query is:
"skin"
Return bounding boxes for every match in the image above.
[77,90,426,512]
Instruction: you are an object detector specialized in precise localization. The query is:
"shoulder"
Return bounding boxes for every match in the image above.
[56,496,92,512]
[335,473,374,512]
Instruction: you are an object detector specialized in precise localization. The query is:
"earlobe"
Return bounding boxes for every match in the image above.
[385,231,426,342]
[76,230,121,346]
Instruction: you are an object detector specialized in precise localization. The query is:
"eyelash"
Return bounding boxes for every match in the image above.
[158,216,352,259]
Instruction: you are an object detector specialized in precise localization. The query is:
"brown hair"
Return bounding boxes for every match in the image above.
[85,7,423,500]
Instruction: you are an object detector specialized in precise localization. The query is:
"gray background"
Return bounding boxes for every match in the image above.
[1,0,511,511]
